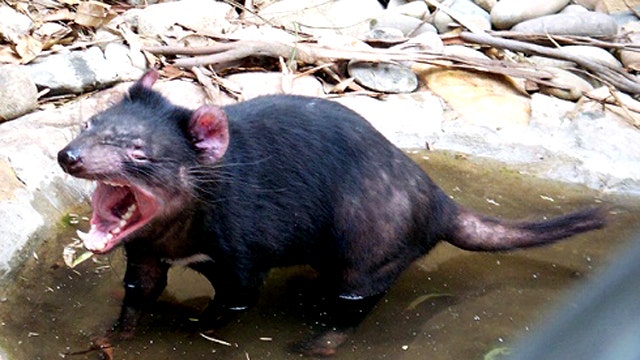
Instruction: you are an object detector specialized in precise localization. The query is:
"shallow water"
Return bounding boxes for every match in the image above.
[0,151,638,360]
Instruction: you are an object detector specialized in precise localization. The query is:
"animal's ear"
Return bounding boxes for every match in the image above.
[188,105,229,163]
[136,70,159,89]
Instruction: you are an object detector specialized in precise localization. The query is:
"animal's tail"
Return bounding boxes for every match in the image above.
[445,207,607,251]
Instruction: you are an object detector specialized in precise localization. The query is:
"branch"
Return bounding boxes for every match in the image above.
[460,31,640,95]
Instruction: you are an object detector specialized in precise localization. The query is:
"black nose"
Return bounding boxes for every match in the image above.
[58,147,84,174]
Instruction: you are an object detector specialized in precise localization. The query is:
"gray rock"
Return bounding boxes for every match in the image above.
[432,0,491,33]
[348,60,419,93]
[512,12,619,36]
[560,45,622,68]
[371,12,437,36]
[491,0,570,29]
[0,5,33,43]
[24,47,120,94]
[0,65,38,122]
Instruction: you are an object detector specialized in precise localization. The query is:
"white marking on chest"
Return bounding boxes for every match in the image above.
[163,253,213,266]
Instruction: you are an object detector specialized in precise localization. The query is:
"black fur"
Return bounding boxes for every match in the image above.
[58,71,606,356]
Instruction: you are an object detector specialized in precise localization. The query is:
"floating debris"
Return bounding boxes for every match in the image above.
[62,239,94,268]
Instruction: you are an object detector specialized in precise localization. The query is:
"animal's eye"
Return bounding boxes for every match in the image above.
[83,120,91,130]
[130,149,148,162]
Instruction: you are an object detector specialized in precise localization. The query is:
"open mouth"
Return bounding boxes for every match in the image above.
[76,180,158,254]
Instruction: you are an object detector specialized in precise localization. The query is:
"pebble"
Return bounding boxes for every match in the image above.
[539,67,594,101]
[371,12,437,36]
[432,0,491,34]
[491,0,570,30]
[0,65,38,122]
[511,12,619,36]
[348,60,419,93]
[560,45,622,68]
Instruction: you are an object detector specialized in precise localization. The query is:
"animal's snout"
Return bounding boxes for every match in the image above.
[57,146,84,175]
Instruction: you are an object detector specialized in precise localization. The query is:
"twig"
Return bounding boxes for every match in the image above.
[460,31,640,95]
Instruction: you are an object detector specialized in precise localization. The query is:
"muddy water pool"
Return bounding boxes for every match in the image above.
[0,151,638,360]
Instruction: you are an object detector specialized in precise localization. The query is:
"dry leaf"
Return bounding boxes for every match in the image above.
[0,46,21,64]
[14,34,43,64]
[34,22,72,49]
[74,1,111,28]
[43,8,76,22]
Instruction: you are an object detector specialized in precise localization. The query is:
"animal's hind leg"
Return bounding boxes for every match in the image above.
[290,292,384,357]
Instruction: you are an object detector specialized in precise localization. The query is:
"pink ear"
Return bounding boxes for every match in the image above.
[137,70,159,89]
[189,105,229,163]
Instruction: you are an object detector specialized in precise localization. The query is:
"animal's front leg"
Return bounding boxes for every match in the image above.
[190,261,261,330]
[112,254,170,338]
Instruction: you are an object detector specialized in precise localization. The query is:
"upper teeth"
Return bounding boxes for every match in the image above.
[104,181,126,187]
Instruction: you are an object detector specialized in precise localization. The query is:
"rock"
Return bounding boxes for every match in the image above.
[432,0,491,33]
[366,27,406,42]
[538,67,594,101]
[512,12,619,36]
[472,0,496,12]
[335,92,444,148]
[121,0,235,38]
[560,45,622,68]
[419,68,531,129]
[572,0,600,10]
[24,47,120,94]
[527,55,575,69]
[443,45,489,59]
[103,43,146,80]
[0,5,33,44]
[225,72,325,99]
[0,65,38,122]
[618,23,640,70]
[257,0,383,38]
[559,4,590,13]
[393,32,444,52]
[348,61,419,93]
[371,12,437,36]
[385,1,430,18]
[491,0,570,30]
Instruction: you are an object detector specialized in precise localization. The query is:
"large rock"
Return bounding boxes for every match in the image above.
[0,65,38,122]
[491,0,570,29]
[512,12,619,36]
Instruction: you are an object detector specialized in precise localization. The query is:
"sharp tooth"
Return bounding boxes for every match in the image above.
[106,233,113,241]
[111,226,121,235]
[76,230,89,242]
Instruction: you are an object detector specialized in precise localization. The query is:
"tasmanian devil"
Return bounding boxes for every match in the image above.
[57,70,606,356]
